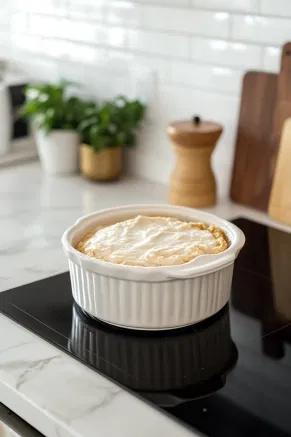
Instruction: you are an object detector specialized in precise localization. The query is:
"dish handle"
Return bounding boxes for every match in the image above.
[165,252,236,280]
[165,227,245,280]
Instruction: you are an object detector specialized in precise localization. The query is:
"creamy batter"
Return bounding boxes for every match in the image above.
[76,215,228,267]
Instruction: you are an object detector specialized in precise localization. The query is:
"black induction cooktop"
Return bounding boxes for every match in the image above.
[1,218,291,437]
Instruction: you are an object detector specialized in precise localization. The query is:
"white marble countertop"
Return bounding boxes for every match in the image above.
[1,162,290,437]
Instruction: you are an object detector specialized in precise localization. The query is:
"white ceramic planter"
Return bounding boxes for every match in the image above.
[62,205,246,330]
[35,129,80,175]
[0,84,12,155]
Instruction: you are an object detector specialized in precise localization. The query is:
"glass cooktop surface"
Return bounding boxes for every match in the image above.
[1,218,291,437]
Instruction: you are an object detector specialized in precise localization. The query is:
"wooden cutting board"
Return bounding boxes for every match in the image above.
[272,42,291,149]
[268,118,291,225]
[230,70,278,210]
[231,42,291,211]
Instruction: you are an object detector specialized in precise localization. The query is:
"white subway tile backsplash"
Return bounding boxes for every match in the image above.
[29,14,59,38]
[0,5,11,25]
[105,1,142,27]
[41,39,68,58]
[260,0,291,18]
[4,0,291,197]
[107,50,134,70]
[131,54,168,81]
[42,39,101,63]
[169,61,243,94]
[213,130,237,198]
[193,88,239,197]
[232,14,291,45]
[53,1,68,17]
[56,19,74,39]
[59,60,92,87]
[194,89,239,124]
[192,11,230,38]
[106,27,128,48]
[11,0,29,11]
[56,19,127,47]
[191,38,262,69]
[11,12,28,33]
[141,7,230,38]
[0,32,9,56]
[69,0,103,19]
[13,0,68,16]
[193,0,258,13]
[154,84,196,123]
[11,34,43,54]
[128,29,189,57]
[77,64,143,100]
[0,32,9,44]
[134,0,189,6]
[80,23,103,44]
[58,20,97,43]
[134,119,172,160]
[12,0,48,13]
[141,5,192,33]
[129,149,173,186]
[68,45,105,64]
[13,56,60,82]
[262,46,281,72]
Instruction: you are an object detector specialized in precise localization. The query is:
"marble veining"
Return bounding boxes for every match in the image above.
[0,163,168,292]
[0,317,198,437]
[1,162,291,437]
[0,162,199,437]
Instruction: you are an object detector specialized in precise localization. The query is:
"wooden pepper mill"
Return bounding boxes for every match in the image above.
[168,116,223,208]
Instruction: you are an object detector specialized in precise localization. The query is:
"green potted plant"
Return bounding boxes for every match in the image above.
[78,96,146,181]
[21,80,88,175]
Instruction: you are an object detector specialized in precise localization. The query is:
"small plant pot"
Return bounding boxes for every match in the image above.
[35,129,80,175]
[0,84,12,155]
[80,144,123,181]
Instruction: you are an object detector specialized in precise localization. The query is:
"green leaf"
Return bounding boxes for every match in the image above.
[116,132,126,145]
[23,87,148,149]
[20,80,92,134]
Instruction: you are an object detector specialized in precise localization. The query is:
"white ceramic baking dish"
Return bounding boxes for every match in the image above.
[62,204,245,330]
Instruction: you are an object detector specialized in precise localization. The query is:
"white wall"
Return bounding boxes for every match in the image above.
[0,0,290,197]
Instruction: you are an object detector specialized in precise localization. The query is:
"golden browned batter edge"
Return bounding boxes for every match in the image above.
[76,216,229,267]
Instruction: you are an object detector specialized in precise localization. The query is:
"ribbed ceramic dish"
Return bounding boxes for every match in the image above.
[62,204,245,330]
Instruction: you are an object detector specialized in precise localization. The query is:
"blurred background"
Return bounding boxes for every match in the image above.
[1,0,291,288]
[0,0,288,197]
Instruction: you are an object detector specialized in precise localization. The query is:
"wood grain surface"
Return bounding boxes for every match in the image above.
[167,120,223,208]
[230,71,278,210]
[268,118,291,225]
[272,42,291,149]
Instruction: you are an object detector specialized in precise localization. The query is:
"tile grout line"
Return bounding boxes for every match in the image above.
[10,4,291,20]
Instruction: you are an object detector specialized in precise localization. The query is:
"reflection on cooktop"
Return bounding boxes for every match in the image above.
[1,218,291,437]
[71,304,237,406]
[232,218,291,360]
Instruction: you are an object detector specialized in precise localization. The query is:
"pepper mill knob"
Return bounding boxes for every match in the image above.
[192,115,201,125]
[167,118,223,208]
